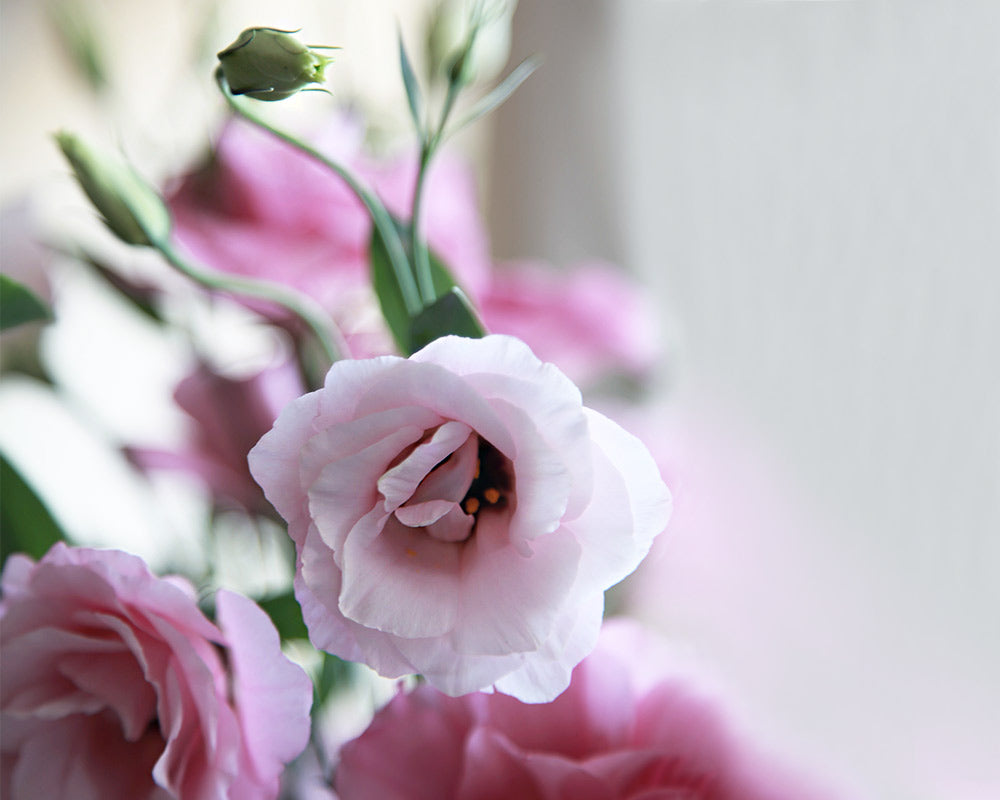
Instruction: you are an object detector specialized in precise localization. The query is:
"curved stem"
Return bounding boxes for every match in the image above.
[153,238,345,367]
[214,67,423,318]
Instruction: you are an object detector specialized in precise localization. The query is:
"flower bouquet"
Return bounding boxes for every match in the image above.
[1,5,843,798]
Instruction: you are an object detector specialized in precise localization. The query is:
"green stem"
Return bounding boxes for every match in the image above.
[409,76,464,306]
[409,143,436,304]
[214,67,423,318]
[154,238,344,367]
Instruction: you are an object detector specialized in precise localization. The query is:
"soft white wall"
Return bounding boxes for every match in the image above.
[490,2,1000,798]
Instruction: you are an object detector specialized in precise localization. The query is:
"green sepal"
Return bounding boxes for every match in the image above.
[0,275,52,332]
[409,286,486,353]
[1,452,68,567]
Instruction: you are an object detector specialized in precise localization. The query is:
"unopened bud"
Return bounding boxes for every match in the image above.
[55,132,171,247]
[427,0,518,87]
[218,27,334,101]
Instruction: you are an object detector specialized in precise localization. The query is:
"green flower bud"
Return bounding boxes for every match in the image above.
[217,27,335,101]
[427,0,518,87]
[55,131,171,247]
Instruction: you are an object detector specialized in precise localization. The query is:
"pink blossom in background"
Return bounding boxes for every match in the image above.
[479,260,659,387]
[0,544,312,800]
[335,620,841,800]
[167,116,491,354]
[248,334,671,701]
[127,359,304,515]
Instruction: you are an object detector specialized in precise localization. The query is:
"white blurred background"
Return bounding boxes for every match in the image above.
[2,1,998,798]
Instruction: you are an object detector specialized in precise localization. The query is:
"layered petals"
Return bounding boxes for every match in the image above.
[249,335,671,701]
[336,621,843,800]
[0,544,312,800]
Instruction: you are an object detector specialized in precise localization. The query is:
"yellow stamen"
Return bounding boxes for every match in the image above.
[464,497,480,514]
[405,548,417,558]
[474,459,481,479]
[483,488,500,504]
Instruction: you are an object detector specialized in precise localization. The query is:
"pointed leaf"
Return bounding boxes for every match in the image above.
[1,452,68,566]
[369,218,466,354]
[449,56,541,137]
[78,254,165,324]
[369,219,413,353]
[409,286,486,352]
[0,275,52,332]
[398,28,425,137]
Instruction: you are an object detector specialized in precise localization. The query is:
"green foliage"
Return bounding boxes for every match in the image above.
[257,590,309,641]
[369,219,481,354]
[1,453,67,567]
[409,287,486,352]
[398,28,425,137]
[0,276,52,332]
[449,56,541,138]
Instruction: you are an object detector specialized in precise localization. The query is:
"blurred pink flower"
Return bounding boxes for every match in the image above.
[0,543,312,800]
[479,260,659,387]
[167,116,491,354]
[128,359,304,515]
[335,620,840,800]
[248,335,671,701]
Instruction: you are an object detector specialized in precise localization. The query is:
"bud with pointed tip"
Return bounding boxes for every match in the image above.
[218,27,334,101]
[427,0,518,87]
[55,131,171,247]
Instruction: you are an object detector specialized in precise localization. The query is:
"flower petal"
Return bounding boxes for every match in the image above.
[378,421,472,511]
[450,509,581,657]
[569,410,672,588]
[216,590,312,791]
[339,515,462,638]
[308,423,429,556]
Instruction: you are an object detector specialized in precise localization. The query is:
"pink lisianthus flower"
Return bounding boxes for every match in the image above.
[335,620,842,800]
[128,359,303,515]
[0,543,313,800]
[167,116,491,354]
[478,260,660,387]
[248,334,671,701]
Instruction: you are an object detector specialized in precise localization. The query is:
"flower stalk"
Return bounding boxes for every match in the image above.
[213,67,423,319]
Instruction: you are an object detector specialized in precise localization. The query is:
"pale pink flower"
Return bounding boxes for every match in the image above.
[0,543,312,799]
[479,260,659,387]
[128,359,304,515]
[167,116,491,354]
[335,620,841,800]
[248,335,671,701]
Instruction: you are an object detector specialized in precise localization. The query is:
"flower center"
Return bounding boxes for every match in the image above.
[460,439,512,516]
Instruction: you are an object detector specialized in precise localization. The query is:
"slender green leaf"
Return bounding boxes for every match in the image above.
[79,254,165,324]
[257,590,309,641]
[409,287,486,352]
[369,218,463,354]
[0,275,52,332]
[398,28,424,137]
[1,452,67,566]
[449,56,541,137]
